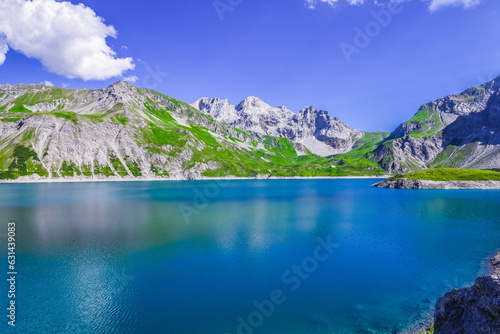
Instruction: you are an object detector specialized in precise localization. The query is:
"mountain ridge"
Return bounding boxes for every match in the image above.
[373,75,500,172]
[0,76,499,181]
[192,96,363,157]
[0,81,385,180]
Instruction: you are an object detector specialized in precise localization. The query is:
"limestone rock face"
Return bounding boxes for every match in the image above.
[0,81,282,180]
[195,75,500,171]
[375,76,500,173]
[4,74,500,180]
[193,97,363,156]
[433,252,500,334]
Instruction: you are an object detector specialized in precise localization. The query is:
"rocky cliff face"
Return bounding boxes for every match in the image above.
[193,97,363,156]
[2,75,500,180]
[433,251,500,334]
[1,81,375,180]
[0,82,289,180]
[195,75,500,174]
[374,76,500,173]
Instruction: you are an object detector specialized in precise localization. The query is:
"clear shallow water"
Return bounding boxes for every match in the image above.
[0,179,499,334]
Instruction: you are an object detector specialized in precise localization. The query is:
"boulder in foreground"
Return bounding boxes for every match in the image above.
[433,252,500,334]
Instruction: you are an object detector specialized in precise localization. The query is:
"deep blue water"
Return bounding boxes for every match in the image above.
[0,179,499,334]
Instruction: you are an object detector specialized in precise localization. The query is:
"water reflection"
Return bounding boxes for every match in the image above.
[0,180,498,334]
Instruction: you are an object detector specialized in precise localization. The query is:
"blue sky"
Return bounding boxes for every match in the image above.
[0,0,499,131]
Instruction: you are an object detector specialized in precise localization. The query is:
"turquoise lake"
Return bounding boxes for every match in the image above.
[0,179,499,333]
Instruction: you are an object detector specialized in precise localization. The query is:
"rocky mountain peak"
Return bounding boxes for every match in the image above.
[486,75,500,90]
[299,106,316,114]
[109,80,134,88]
[196,97,223,103]
[235,96,269,112]
[106,81,137,96]
[375,74,500,173]
[192,96,361,156]
[192,97,231,116]
[296,106,331,120]
[1,75,500,179]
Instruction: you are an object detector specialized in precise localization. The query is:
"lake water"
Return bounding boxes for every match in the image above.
[0,179,499,334]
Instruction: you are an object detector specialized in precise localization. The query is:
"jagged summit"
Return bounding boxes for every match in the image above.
[300,106,315,112]
[0,81,387,181]
[192,96,361,156]
[373,74,500,173]
[2,81,350,181]
[108,80,135,89]
[1,74,499,181]
[235,96,270,111]
[193,97,231,111]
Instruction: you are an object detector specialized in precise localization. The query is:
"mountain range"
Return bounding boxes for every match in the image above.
[0,76,499,180]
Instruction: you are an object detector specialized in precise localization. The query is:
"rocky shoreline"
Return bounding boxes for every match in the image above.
[372,178,500,190]
[432,251,500,334]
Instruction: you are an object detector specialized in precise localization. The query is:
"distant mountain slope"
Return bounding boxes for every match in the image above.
[372,76,500,173]
[193,97,363,156]
[1,75,499,181]
[0,81,386,180]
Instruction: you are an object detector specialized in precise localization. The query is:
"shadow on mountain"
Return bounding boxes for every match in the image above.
[441,91,500,147]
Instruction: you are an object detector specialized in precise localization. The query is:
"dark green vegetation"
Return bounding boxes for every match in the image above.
[0,145,47,180]
[0,83,395,179]
[0,87,69,114]
[142,99,386,177]
[389,168,500,182]
[419,326,434,334]
[2,79,498,180]
[0,111,103,124]
[43,111,103,123]
[135,92,390,178]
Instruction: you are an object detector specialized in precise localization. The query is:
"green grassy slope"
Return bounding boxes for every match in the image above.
[0,84,390,179]
[403,107,443,138]
[328,131,390,176]
[389,168,500,181]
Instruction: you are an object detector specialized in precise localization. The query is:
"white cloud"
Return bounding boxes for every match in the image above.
[427,0,481,11]
[41,80,53,86]
[305,0,482,10]
[0,37,8,65]
[306,0,364,9]
[122,75,138,83]
[0,0,135,81]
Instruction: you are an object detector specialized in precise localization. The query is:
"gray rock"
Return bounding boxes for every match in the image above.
[3,74,500,180]
[433,252,500,334]
[192,97,363,156]
[0,81,272,180]
[372,178,500,189]
[377,76,500,174]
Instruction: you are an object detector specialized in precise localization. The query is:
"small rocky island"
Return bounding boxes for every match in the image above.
[373,168,500,190]
[433,251,500,333]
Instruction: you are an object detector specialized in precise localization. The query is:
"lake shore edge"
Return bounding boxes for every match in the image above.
[431,250,500,333]
[372,178,500,190]
[411,249,500,334]
[0,174,389,184]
